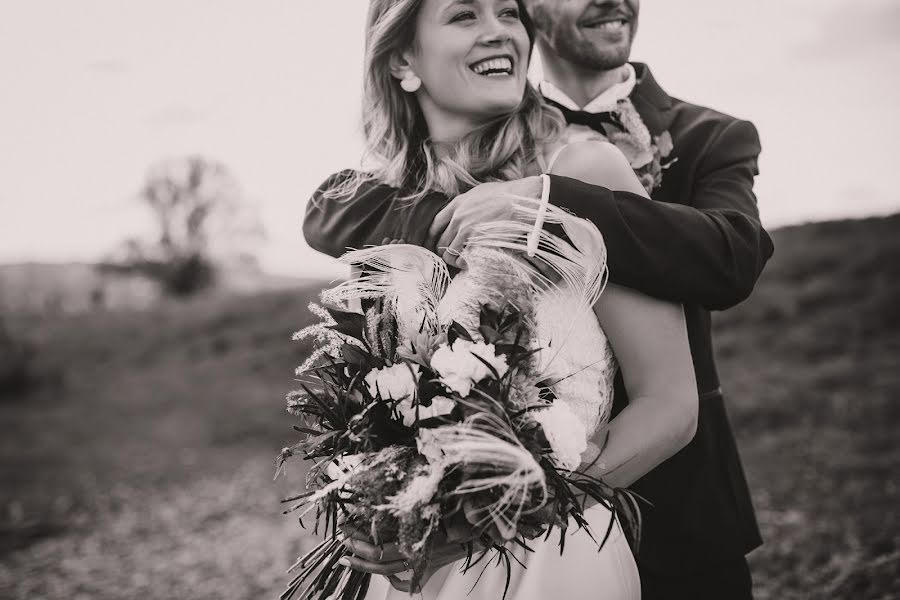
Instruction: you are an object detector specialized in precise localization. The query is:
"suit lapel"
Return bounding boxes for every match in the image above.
[629,62,675,136]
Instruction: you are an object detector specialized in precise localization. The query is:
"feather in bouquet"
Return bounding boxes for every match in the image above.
[276,196,641,599]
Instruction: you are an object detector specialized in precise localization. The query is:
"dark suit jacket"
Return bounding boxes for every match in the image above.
[303,63,772,574]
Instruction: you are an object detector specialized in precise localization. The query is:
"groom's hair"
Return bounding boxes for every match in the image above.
[325,0,565,206]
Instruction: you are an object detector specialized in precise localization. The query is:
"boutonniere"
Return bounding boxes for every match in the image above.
[561,99,675,194]
[607,98,675,194]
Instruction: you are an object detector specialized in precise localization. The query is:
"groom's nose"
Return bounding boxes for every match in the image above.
[591,0,638,13]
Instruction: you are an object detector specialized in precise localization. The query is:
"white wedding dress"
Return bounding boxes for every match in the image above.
[366,505,639,600]
[364,145,641,600]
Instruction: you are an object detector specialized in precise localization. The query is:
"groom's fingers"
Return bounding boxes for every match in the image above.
[441,246,461,270]
[438,221,470,269]
[436,221,460,259]
[429,199,457,245]
[432,199,465,258]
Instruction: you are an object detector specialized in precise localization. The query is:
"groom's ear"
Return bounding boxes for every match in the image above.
[388,51,415,81]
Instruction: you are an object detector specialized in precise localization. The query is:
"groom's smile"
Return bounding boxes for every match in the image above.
[579,6,634,42]
[581,17,631,43]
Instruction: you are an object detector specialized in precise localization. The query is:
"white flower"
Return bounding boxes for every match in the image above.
[532,402,588,471]
[395,395,456,427]
[430,339,509,397]
[364,363,419,400]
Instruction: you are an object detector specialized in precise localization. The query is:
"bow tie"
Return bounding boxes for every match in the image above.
[545,99,625,134]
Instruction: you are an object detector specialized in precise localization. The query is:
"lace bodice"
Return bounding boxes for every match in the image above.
[533,294,617,436]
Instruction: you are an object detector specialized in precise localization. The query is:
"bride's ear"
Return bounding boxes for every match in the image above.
[388,51,415,82]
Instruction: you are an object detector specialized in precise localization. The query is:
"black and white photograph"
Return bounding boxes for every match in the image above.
[1,1,898,599]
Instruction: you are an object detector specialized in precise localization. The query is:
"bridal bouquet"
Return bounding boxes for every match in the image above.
[277,199,640,600]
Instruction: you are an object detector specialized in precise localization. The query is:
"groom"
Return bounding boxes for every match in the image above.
[304,1,772,598]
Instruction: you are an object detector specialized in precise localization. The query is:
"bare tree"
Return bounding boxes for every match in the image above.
[105,155,264,297]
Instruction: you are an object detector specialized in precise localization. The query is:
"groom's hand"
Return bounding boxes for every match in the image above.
[429,176,543,268]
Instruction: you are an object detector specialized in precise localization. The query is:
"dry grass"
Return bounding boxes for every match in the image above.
[1,214,898,599]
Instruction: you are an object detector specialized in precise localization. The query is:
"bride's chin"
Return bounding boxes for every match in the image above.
[471,98,522,120]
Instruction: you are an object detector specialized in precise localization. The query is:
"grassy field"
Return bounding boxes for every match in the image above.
[1,214,898,599]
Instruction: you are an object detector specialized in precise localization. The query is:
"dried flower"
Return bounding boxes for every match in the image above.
[656,131,674,157]
[608,131,654,169]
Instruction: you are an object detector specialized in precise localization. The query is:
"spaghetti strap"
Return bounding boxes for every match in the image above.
[544,143,572,174]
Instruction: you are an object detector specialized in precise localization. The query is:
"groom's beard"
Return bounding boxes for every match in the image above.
[528,1,637,72]
[551,33,633,72]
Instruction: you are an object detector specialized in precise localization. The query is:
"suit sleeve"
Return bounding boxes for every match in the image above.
[547,119,774,310]
[302,171,397,258]
[303,171,449,258]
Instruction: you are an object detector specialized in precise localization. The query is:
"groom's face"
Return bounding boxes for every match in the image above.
[524,0,640,71]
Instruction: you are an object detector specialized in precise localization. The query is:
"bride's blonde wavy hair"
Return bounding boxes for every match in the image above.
[328,0,565,203]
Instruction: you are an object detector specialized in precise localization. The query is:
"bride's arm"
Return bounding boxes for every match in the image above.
[551,142,698,487]
[585,284,697,487]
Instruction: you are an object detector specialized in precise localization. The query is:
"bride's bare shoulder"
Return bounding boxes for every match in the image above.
[548,141,626,175]
[545,141,646,195]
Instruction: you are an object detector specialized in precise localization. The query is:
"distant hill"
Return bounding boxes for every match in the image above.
[1,213,898,599]
[714,212,900,430]
[0,262,314,316]
[712,213,899,598]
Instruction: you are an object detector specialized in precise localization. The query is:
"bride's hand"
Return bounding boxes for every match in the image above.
[336,523,408,577]
[338,518,485,593]
[577,440,606,511]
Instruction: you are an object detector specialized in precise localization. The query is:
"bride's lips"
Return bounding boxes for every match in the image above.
[467,54,516,78]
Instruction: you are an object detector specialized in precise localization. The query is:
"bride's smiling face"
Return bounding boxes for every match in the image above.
[402,0,531,138]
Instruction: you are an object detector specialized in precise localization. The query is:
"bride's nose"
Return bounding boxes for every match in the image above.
[477,16,512,46]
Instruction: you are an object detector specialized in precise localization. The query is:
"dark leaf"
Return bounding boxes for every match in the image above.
[340,343,372,367]
[478,324,500,344]
[448,321,474,344]
[326,306,368,340]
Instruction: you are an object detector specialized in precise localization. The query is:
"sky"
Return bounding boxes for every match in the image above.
[1,0,898,278]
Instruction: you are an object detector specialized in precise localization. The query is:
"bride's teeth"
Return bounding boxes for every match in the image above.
[471,57,513,76]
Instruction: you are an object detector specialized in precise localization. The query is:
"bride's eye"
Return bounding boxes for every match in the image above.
[499,7,520,20]
[449,10,477,23]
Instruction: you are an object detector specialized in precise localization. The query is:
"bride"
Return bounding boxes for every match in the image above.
[320,0,698,597]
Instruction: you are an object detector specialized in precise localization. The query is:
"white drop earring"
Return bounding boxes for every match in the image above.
[400,72,421,93]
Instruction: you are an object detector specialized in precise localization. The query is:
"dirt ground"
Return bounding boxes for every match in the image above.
[2,216,898,599]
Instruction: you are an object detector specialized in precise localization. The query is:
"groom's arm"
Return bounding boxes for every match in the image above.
[308,120,773,310]
[547,119,772,310]
[303,170,448,257]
